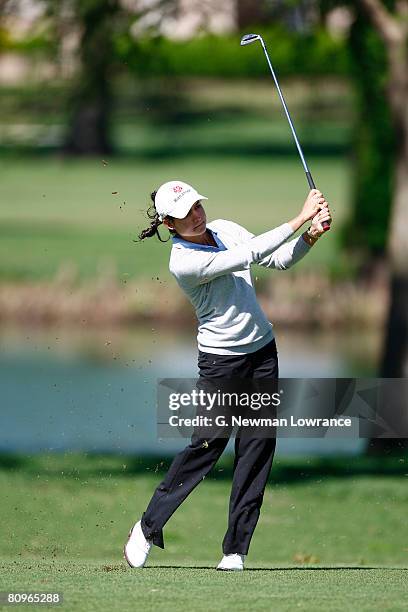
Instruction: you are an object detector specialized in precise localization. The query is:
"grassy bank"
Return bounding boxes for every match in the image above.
[0,269,387,328]
[0,453,407,611]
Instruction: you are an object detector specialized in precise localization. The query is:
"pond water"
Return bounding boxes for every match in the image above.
[0,325,382,457]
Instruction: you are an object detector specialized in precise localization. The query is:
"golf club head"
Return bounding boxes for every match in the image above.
[240,33,261,46]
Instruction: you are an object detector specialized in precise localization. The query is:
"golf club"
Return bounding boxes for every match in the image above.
[240,33,330,231]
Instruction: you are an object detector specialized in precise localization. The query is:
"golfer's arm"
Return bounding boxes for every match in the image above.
[257,235,311,270]
[172,223,294,286]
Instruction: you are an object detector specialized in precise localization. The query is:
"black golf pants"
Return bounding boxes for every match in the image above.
[141,338,278,555]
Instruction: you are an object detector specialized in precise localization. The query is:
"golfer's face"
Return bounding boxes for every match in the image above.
[173,201,207,239]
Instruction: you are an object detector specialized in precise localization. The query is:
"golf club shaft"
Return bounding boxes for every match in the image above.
[259,38,330,231]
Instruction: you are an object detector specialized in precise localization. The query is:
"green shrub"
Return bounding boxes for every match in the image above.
[115,26,350,79]
[341,12,394,256]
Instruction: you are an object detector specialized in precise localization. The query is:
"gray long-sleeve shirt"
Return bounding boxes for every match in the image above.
[169,219,311,355]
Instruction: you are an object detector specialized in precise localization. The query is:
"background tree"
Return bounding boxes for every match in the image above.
[237,0,319,31]
[344,4,395,262]
[318,0,395,264]
[357,0,408,453]
[45,0,177,155]
[236,0,265,29]
[45,0,124,155]
[237,0,407,452]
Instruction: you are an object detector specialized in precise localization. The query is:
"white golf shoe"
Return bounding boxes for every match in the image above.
[217,553,245,571]
[123,520,152,568]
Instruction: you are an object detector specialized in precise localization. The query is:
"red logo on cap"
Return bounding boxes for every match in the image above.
[173,185,183,193]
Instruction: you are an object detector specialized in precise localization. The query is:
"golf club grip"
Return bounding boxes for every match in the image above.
[306,172,331,232]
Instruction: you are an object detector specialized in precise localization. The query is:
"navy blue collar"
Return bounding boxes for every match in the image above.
[172,228,226,251]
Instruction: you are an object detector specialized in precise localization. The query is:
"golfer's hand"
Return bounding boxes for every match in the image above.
[309,203,332,238]
[301,189,326,223]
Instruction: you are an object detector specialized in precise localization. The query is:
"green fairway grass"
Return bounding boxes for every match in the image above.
[0,453,407,611]
[1,562,406,612]
[0,155,350,282]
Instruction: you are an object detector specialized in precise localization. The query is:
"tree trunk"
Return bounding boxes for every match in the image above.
[360,0,408,455]
[64,0,119,155]
[381,140,408,373]
[65,89,112,155]
[344,11,394,256]
[236,0,264,29]
[368,128,408,454]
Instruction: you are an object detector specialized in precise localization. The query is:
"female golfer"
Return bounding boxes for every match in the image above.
[124,180,331,570]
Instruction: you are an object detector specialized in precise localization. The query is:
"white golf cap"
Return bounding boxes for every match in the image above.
[155,180,207,220]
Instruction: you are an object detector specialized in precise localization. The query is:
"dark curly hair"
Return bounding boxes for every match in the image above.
[137,191,174,242]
